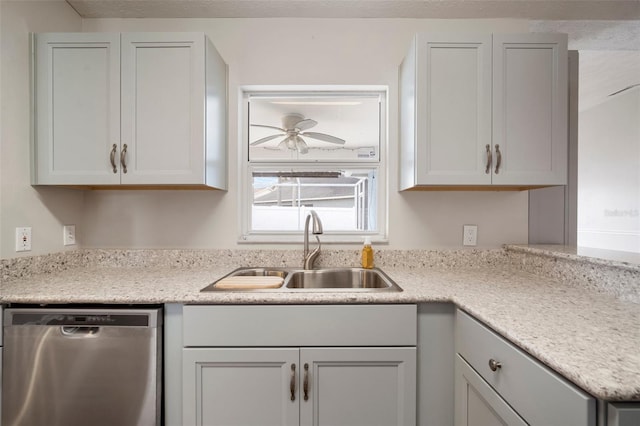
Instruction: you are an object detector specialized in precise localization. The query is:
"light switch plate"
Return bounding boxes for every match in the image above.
[16,227,32,252]
[63,225,76,246]
[463,225,478,246]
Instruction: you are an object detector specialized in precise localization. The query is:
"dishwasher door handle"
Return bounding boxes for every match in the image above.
[61,326,100,337]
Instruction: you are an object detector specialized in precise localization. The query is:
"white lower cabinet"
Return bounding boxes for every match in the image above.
[299,347,415,426]
[183,347,416,426]
[0,349,2,426]
[180,304,417,426]
[455,309,596,426]
[455,355,526,426]
[607,403,640,426]
[182,348,299,426]
[0,305,2,426]
[169,304,630,426]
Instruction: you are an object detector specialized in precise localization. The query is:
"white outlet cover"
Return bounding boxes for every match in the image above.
[463,225,478,246]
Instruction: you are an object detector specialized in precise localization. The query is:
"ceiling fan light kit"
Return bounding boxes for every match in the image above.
[251,112,346,154]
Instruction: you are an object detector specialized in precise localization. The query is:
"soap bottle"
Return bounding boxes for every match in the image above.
[361,237,374,269]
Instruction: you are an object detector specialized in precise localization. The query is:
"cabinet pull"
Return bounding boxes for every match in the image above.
[120,143,128,174]
[289,364,296,401]
[303,363,309,401]
[494,144,502,174]
[290,364,296,401]
[489,359,502,372]
[110,144,118,173]
[485,144,492,174]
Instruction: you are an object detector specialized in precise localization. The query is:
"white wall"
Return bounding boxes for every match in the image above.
[578,86,640,253]
[0,1,84,259]
[0,16,531,257]
[78,18,529,250]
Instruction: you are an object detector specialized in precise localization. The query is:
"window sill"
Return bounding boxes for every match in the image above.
[238,233,388,245]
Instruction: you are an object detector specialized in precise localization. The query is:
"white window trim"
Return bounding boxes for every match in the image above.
[238,86,388,244]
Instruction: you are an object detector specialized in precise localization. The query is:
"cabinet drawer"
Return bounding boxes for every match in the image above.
[183,304,417,347]
[456,310,595,426]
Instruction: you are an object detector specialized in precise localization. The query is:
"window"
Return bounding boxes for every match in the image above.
[239,87,387,243]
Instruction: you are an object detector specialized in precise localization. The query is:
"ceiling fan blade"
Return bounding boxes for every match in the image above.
[301,132,346,145]
[250,133,286,146]
[292,118,317,131]
[295,136,309,154]
[251,124,286,132]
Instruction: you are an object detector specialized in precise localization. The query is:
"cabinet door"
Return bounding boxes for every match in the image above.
[34,33,121,185]
[182,348,299,426]
[492,33,568,186]
[608,403,640,426]
[454,355,527,426]
[121,33,205,184]
[415,34,492,185]
[0,348,3,425]
[300,347,416,426]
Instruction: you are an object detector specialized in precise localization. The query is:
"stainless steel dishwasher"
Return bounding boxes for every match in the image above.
[2,307,162,426]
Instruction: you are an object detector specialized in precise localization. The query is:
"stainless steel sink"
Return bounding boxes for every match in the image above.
[284,268,401,292]
[201,267,402,292]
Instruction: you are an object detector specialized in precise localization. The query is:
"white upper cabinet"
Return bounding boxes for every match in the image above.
[492,34,568,186]
[399,33,568,190]
[33,32,227,189]
[402,34,493,187]
[33,33,121,185]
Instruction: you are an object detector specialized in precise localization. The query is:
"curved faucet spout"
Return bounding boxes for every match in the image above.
[303,211,323,269]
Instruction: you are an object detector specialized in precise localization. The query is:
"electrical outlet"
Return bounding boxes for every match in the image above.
[16,227,32,252]
[463,225,478,246]
[63,225,76,246]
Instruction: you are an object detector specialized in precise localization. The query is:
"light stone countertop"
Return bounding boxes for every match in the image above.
[507,244,640,271]
[1,247,639,402]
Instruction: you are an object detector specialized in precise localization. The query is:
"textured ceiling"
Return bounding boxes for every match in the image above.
[530,20,640,110]
[67,0,640,20]
[578,51,640,111]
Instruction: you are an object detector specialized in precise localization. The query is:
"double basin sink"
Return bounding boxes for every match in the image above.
[201,267,402,292]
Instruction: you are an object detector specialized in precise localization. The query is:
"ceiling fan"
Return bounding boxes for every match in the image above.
[250,113,346,154]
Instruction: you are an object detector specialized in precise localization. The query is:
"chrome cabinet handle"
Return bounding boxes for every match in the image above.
[120,143,128,174]
[489,359,502,372]
[110,144,118,173]
[485,144,492,174]
[303,363,309,401]
[290,364,296,401]
[494,144,502,174]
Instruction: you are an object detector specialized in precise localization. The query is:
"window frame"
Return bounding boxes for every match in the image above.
[238,86,388,244]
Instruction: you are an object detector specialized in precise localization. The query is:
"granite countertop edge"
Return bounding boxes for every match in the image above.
[505,244,640,272]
